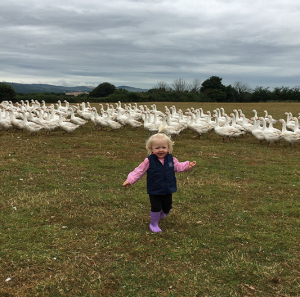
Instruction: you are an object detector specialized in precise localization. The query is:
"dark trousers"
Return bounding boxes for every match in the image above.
[149,194,172,213]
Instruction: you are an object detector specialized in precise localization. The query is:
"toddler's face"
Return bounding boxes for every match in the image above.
[151,138,169,159]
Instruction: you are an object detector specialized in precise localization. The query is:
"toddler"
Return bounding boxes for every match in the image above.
[123,132,196,233]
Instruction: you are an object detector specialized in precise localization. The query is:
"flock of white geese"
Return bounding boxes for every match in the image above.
[1,99,300,146]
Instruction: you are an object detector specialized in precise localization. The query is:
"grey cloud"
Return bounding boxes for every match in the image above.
[1,0,300,89]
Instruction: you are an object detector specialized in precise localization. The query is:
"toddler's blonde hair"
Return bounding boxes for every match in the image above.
[145,132,174,155]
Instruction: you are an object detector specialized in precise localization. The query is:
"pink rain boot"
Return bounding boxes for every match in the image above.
[150,212,162,233]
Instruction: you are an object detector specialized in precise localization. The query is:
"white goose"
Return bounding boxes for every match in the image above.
[44,107,60,124]
[284,112,295,131]
[22,112,44,135]
[57,112,80,134]
[170,105,180,119]
[159,115,187,137]
[278,119,300,146]
[292,117,300,135]
[27,111,43,125]
[165,112,187,127]
[43,121,60,134]
[214,108,226,126]
[260,117,281,146]
[69,107,87,126]
[213,115,242,142]
[150,111,163,128]
[223,114,244,140]
[90,108,109,129]
[125,111,142,128]
[187,113,214,138]
[35,110,60,134]
[229,113,246,135]
[199,107,209,119]
[151,104,164,117]
[267,115,280,133]
[251,117,265,144]
[264,110,277,124]
[143,112,159,133]
[32,109,49,126]
[56,100,71,114]
[252,109,259,120]
[240,114,253,133]
[0,108,13,131]
[128,103,143,121]
[8,109,24,131]
[166,112,187,129]
[77,102,92,120]
[193,109,208,123]
[105,112,123,130]
[116,108,129,126]
[232,109,243,126]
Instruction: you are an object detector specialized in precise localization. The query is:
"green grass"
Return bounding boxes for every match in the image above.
[0,102,300,296]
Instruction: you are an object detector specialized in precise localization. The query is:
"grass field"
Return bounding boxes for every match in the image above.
[0,102,300,297]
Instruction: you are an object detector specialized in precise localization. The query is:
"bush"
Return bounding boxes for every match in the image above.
[0,83,17,101]
[89,82,116,98]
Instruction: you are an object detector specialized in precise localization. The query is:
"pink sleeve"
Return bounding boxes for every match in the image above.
[126,158,149,185]
[173,157,190,172]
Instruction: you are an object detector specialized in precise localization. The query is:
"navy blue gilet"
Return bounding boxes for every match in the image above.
[147,153,177,195]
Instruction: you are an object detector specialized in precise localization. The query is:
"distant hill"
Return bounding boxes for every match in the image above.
[2,82,148,94]
[117,85,148,92]
[3,82,94,94]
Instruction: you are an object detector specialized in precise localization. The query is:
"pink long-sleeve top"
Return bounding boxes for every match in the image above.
[126,157,191,185]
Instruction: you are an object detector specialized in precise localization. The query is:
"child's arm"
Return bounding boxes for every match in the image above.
[123,158,149,187]
[189,161,197,168]
[174,157,196,172]
[123,180,131,188]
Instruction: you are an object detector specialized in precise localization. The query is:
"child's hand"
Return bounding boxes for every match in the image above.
[189,161,196,169]
[123,180,131,188]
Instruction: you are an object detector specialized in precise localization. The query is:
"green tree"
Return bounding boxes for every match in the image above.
[208,89,227,102]
[0,83,17,101]
[200,76,225,93]
[224,85,237,102]
[272,86,300,102]
[200,76,227,101]
[290,87,300,102]
[251,86,272,102]
[89,82,116,98]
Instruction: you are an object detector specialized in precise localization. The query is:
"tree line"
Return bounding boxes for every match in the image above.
[1,76,300,103]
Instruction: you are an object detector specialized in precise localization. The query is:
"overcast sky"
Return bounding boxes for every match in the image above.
[1,0,300,90]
